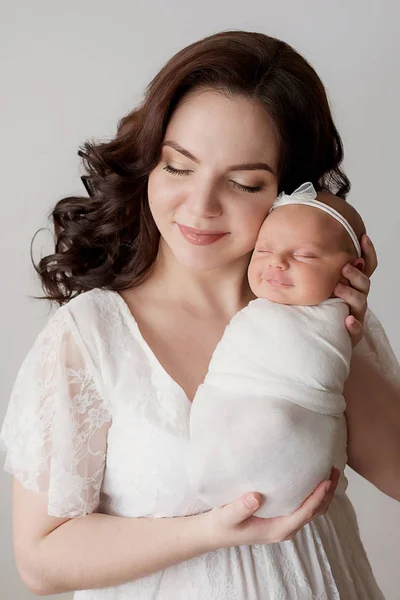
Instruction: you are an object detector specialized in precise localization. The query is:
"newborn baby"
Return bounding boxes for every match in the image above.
[188,182,366,518]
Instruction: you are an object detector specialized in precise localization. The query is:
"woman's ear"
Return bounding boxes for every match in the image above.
[351,257,365,272]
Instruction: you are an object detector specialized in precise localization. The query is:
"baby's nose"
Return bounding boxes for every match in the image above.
[269,254,288,269]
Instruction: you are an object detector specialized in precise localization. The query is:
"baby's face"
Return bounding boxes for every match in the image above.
[248,205,352,306]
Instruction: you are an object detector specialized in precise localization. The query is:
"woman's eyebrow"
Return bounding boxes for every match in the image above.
[162,140,275,175]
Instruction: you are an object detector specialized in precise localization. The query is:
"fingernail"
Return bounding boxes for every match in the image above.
[343,263,352,274]
[245,494,259,509]
[364,235,371,245]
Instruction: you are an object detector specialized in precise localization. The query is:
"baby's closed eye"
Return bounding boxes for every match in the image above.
[293,253,319,259]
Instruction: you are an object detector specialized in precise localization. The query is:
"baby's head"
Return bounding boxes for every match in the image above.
[248,191,366,306]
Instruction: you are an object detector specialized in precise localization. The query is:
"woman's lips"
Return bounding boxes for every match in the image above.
[177,224,227,246]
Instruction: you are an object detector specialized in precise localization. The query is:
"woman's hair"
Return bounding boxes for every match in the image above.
[35,29,350,304]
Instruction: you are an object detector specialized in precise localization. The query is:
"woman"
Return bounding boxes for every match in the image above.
[1,30,399,599]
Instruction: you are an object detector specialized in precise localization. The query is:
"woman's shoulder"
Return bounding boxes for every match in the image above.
[63,287,118,317]
[60,288,137,369]
[61,288,126,334]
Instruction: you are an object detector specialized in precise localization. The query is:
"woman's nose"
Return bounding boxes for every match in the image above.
[185,185,222,218]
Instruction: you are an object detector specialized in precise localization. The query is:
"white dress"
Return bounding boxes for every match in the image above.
[1,288,398,600]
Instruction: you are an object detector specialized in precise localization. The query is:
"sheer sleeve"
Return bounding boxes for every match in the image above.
[0,306,112,517]
[355,307,400,390]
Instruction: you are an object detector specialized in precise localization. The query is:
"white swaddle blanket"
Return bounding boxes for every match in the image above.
[188,297,352,518]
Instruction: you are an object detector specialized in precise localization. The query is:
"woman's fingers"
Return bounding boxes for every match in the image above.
[334,283,368,323]
[334,267,368,346]
[344,316,364,347]
[334,259,373,346]
[316,466,341,513]
[361,234,378,278]
[220,492,262,526]
[209,468,341,548]
[207,491,264,549]
[341,263,371,295]
[279,467,340,541]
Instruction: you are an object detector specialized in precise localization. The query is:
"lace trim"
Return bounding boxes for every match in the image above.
[0,306,112,517]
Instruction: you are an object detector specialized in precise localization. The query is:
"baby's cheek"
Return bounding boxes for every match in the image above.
[322,271,342,299]
[247,258,261,287]
[301,269,336,304]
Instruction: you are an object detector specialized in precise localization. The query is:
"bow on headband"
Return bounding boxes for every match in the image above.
[269,182,362,258]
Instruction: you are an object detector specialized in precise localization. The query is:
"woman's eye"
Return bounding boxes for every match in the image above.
[163,165,263,194]
[163,164,192,176]
[232,181,263,194]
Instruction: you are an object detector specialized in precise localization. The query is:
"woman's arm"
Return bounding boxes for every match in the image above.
[13,478,211,595]
[344,350,400,500]
[14,468,340,595]
[333,232,400,499]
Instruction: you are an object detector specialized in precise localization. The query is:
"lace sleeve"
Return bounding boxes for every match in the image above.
[0,306,112,517]
[355,308,400,391]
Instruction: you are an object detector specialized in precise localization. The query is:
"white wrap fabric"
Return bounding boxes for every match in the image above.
[188,297,352,517]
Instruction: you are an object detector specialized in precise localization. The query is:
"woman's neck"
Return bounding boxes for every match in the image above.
[139,241,256,319]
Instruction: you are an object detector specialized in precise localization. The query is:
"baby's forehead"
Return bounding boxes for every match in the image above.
[257,205,350,255]
[260,204,340,238]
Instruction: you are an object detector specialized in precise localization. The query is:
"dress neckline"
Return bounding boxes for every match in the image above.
[109,289,194,407]
[107,290,347,406]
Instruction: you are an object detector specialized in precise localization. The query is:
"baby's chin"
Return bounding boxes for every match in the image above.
[249,280,332,306]
[258,291,297,306]
[249,280,297,305]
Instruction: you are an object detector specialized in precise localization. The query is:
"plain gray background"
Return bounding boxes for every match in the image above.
[1,1,399,598]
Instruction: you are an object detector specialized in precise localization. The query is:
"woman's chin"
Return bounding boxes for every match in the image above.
[160,235,254,273]
[174,253,230,272]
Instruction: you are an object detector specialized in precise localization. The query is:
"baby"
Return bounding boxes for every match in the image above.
[187,182,366,518]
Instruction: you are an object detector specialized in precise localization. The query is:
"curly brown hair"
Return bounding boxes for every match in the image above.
[34,30,350,305]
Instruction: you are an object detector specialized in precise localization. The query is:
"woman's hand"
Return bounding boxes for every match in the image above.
[204,467,340,549]
[334,234,378,347]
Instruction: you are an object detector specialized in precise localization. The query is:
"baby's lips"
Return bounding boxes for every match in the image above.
[265,277,293,286]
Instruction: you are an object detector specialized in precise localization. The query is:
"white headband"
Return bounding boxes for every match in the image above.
[269,182,362,258]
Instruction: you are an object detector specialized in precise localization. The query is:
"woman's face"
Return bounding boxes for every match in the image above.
[147,89,279,272]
